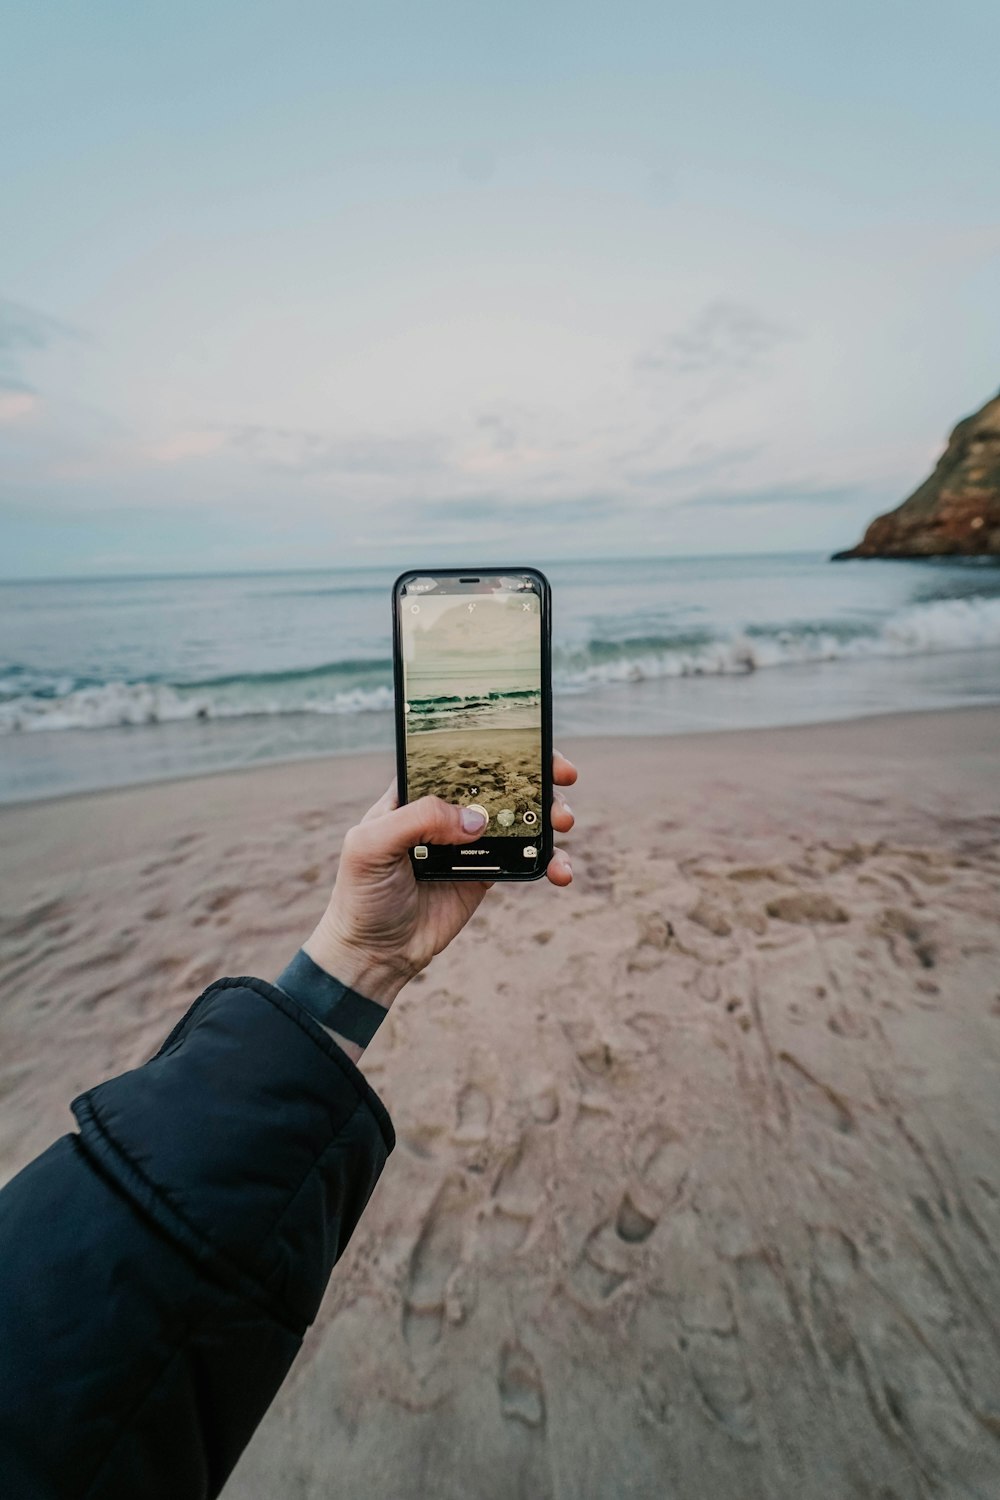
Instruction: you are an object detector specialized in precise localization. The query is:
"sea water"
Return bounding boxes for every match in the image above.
[2,553,1000,803]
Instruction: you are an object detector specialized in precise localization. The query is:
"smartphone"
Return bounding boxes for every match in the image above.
[392,567,552,880]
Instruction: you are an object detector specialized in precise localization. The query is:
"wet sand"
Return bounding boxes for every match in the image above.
[405,726,542,829]
[2,707,999,1498]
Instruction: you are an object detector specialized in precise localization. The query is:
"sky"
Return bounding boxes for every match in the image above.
[404,590,541,697]
[2,0,999,579]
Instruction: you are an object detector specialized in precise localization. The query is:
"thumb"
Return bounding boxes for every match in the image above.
[346,795,488,865]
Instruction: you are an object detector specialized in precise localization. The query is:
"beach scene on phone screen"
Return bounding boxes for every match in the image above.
[401,587,541,835]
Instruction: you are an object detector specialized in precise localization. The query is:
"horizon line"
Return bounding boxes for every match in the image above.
[0,547,838,586]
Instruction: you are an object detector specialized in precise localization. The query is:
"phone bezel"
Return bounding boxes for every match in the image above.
[391,566,553,882]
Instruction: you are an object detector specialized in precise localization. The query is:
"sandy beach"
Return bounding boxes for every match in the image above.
[2,707,999,1499]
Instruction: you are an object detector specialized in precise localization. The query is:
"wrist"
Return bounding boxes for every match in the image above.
[302,926,410,1010]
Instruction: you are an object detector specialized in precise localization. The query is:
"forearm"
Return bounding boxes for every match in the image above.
[0,977,394,1500]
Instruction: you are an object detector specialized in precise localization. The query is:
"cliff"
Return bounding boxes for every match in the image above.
[832,389,1000,559]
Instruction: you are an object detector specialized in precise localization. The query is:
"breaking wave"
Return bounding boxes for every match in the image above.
[3,594,1000,734]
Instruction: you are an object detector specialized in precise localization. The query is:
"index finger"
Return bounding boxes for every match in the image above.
[360,779,399,822]
[553,749,578,786]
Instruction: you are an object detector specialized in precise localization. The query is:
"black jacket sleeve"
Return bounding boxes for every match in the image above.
[0,975,395,1500]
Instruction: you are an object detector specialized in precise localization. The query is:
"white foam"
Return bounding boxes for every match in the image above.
[0,678,395,734]
[553,594,1000,690]
[3,595,1000,734]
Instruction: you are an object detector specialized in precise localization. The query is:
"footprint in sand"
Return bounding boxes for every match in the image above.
[765,892,849,925]
[594,1127,690,1270]
[578,856,614,897]
[454,1081,493,1144]
[498,1342,546,1428]
[696,968,721,1003]
[183,961,221,993]
[688,896,733,939]
[399,1121,446,1160]
[679,1286,758,1447]
[615,1192,658,1244]
[866,1227,1000,1437]
[634,1294,682,1427]
[169,832,202,852]
[0,895,70,941]
[570,1095,614,1153]
[480,1133,546,1255]
[402,1175,468,1361]
[635,1124,690,1207]
[728,863,796,884]
[140,852,190,877]
[876,907,938,970]
[872,1320,987,1482]
[807,1226,860,1373]
[563,1019,619,1080]
[203,886,241,914]
[570,1218,634,1305]
[807,1226,990,1485]
[527,1078,560,1124]
[497,1343,554,1500]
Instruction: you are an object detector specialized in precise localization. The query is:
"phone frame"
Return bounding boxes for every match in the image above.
[392,566,553,881]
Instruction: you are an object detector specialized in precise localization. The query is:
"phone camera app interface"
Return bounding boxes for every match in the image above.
[401,578,542,837]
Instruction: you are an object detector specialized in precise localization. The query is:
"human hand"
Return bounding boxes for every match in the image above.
[302,751,577,1018]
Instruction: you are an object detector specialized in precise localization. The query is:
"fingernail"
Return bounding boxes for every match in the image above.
[461,807,487,833]
[561,800,573,817]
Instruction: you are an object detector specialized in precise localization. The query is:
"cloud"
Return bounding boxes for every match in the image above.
[0,387,39,425]
[0,299,82,354]
[403,493,617,526]
[454,406,572,480]
[146,429,230,464]
[476,412,519,452]
[0,298,86,427]
[0,299,84,372]
[226,424,448,476]
[636,299,792,378]
[676,481,859,510]
[138,421,452,479]
[625,444,762,488]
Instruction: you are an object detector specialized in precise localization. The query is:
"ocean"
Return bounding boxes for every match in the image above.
[3,552,1000,804]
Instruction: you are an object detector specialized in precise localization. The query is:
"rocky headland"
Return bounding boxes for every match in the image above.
[833,388,1000,559]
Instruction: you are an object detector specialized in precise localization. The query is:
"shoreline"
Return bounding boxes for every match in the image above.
[3,696,1000,813]
[2,698,997,899]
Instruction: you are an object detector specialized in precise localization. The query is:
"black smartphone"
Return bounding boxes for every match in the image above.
[392,567,552,880]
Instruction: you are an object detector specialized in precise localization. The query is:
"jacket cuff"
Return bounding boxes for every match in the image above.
[71,977,394,1333]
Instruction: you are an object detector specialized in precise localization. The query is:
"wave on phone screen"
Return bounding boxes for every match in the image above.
[402,589,542,836]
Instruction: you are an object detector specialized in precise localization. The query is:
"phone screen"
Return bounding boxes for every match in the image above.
[394,570,549,877]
